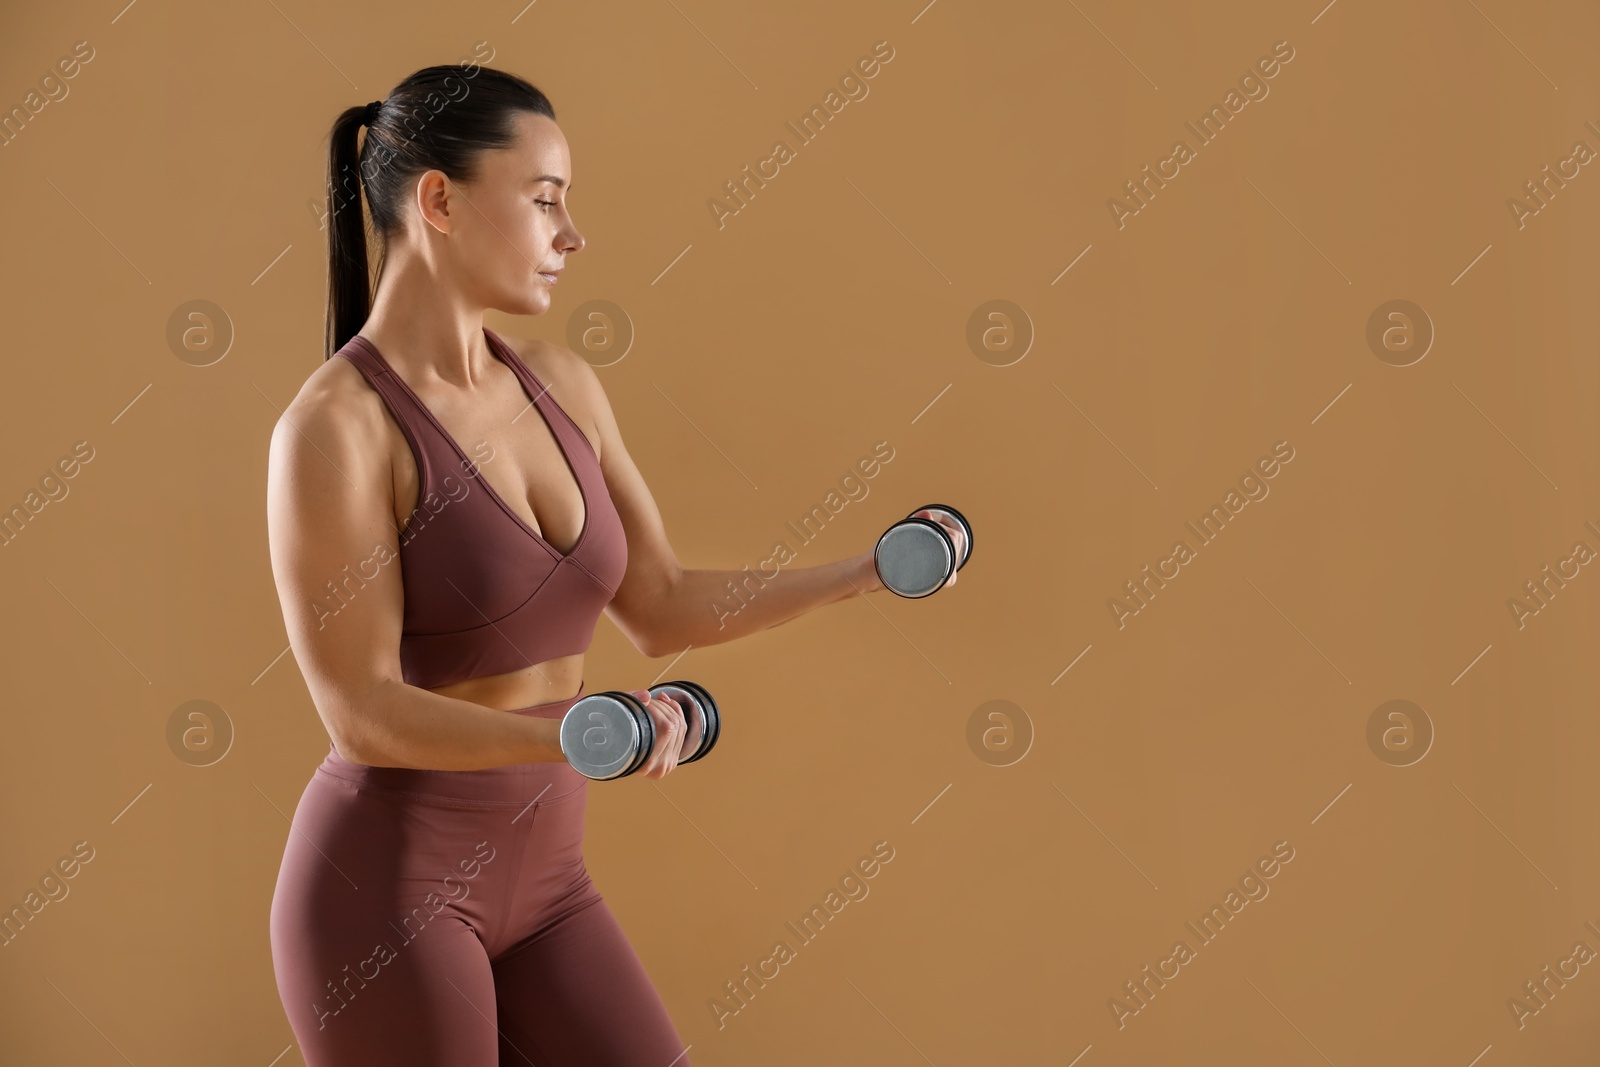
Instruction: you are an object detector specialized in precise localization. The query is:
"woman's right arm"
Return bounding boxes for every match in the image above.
[264,377,564,771]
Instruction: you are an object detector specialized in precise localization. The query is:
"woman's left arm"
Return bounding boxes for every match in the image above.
[562,347,885,658]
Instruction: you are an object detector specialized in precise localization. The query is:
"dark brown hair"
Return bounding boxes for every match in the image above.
[323,64,556,359]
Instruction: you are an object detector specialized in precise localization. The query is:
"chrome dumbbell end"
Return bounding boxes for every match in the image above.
[559,692,655,781]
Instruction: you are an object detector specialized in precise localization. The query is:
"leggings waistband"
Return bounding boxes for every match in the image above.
[315,681,589,806]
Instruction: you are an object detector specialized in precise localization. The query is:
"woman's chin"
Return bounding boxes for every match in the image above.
[512,290,552,316]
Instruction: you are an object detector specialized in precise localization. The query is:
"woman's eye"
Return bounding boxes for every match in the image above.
[535,199,557,212]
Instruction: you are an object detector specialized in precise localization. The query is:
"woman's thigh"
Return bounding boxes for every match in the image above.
[275,912,501,1066]
[270,772,519,1067]
[492,892,692,1067]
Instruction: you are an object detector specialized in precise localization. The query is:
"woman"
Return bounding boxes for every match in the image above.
[266,64,965,1066]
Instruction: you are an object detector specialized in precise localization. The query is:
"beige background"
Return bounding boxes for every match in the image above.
[2,0,1597,1063]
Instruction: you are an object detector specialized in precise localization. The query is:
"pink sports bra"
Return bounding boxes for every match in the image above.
[334,326,628,689]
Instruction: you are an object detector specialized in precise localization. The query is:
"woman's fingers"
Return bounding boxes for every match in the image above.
[914,510,965,589]
[943,519,964,586]
[657,695,686,778]
[637,692,686,780]
[944,519,968,563]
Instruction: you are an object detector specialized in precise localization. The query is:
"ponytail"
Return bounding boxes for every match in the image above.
[324,104,374,359]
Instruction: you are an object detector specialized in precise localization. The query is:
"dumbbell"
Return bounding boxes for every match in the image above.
[559,680,721,780]
[874,503,974,598]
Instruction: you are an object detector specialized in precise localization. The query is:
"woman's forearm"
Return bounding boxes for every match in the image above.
[647,551,883,654]
[340,680,567,770]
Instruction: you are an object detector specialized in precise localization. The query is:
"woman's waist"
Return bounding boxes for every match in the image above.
[420,657,587,713]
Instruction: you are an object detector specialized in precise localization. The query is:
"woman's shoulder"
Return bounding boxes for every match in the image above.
[271,346,395,470]
[295,346,388,422]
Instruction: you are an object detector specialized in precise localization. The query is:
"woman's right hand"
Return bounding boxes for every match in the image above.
[627,689,687,779]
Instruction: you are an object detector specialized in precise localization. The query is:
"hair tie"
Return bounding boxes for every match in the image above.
[363,99,382,126]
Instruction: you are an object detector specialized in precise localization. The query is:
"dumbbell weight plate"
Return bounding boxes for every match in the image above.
[681,680,720,763]
[875,518,957,599]
[907,503,972,570]
[655,679,720,764]
[560,692,654,781]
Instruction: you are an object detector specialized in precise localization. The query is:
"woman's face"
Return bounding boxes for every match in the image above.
[436,111,584,317]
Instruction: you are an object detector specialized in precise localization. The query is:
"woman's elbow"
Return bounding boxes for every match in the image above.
[612,568,684,659]
[627,623,661,659]
[323,704,374,763]
[610,603,667,659]
[315,679,392,765]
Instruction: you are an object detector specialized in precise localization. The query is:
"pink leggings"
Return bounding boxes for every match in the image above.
[269,684,691,1066]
